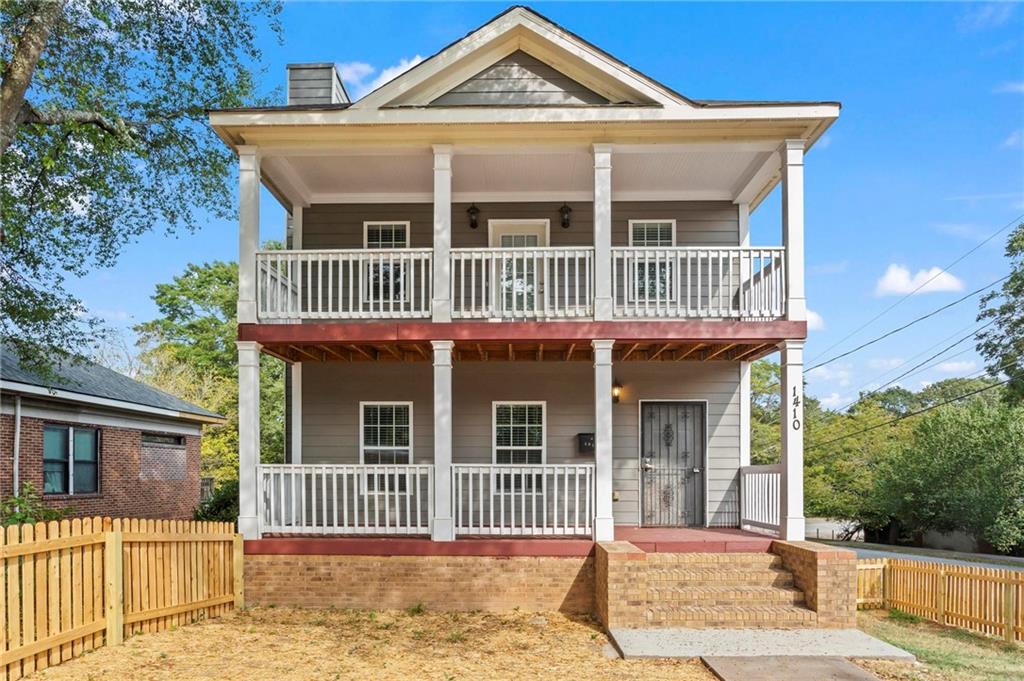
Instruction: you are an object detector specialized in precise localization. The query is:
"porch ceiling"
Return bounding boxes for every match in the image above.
[259,339,778,364]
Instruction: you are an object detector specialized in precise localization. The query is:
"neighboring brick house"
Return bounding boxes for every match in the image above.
[1,348,223,519]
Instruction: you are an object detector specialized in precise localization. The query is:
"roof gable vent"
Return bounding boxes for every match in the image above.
[287,63,349,106]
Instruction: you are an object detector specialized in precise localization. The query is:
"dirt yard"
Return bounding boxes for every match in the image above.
[33,606,715,680]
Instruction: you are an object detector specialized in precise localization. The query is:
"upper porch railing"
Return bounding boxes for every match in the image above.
[255,246,786,322]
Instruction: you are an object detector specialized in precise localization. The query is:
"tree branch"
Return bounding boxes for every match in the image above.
[20,102,144,140]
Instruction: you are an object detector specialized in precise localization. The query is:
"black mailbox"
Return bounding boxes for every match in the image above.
[577,433,595,454]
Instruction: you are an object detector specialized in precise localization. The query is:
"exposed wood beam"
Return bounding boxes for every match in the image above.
[537,344,544,361]
[565,343,575,361]
[620,343,640,361]
[733,343,771,361]
[261,346,294,364]
[288,344,320,362]
[508,344,514,361]
[348,344,374,361]
[319,345,348,361]
[675,343,705,361]
[704,343,737,361]
[649,343,672,361]
[379,344,402,360]
[414,343,430,361]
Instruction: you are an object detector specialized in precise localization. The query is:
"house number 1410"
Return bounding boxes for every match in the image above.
[791,387,802,431]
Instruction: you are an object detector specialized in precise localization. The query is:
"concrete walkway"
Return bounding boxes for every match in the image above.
[608,628,915,661]
[703,656,881,681]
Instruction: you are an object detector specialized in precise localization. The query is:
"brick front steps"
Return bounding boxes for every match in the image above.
[597,541,858,630]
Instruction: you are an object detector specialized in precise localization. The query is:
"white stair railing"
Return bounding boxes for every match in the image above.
[611,247,786,319]
[452,464,594,536]
[740,464,782,535]
[256,249,433,321]
[257,464,433,535]
[450,248,593,320]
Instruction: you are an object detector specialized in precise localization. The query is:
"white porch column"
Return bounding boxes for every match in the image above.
[781,139,806,321]
[592,144,613,321]
[431,340,455,541]
[290,363,302,464]
[432,145,453,323]
[592,339,616,541]
[779,339,805,541]
[237,340,262,539]
[238,146,261,324]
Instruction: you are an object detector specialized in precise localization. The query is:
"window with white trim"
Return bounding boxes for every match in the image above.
[361,402,412,492]
[493,402,545,492]
[43,425,99,495]
[629,220,676,301]
[364,222,409,302]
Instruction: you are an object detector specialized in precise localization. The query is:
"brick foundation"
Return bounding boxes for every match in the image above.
[244,553,595,613]
[595,541,649,628]
[771,540,857,628]
[0,414,200,519]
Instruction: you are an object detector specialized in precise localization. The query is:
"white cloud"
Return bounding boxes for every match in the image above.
[868,357,904,371]
[819,393,852,411]
[936,360,977,374]
[957,3,1015,32]
[339,55,425,99]
[995,81,1024,94]
[808,363,853,388]
[806,309,825,331]
[874,264,965,296]
[1001,129,1023,149]
[808,260,849,275]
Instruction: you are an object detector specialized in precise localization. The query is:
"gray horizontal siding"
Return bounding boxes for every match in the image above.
[300,361,741,527]
[302,201,739,249]
[431,51,608,106]
[288,65,347,105]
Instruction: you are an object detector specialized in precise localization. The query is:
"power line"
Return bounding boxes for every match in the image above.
[806,274,1009,372]
[829,319,996,414]
[806,374,1014,452]
[807,213,1022,365]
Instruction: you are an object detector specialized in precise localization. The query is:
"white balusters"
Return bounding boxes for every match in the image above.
[451,464,594,536]
[739,464,782,534]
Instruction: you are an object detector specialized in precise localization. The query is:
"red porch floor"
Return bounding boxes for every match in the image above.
[246,526,774,557]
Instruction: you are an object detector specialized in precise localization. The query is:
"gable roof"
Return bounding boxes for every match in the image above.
[351,5,690,110]
[1,347,223,423]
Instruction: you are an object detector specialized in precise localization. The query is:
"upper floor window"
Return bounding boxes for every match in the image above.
[629,220,676,247]
[628,220,676,301]
[43,425,99,495]
[364,222,410,302]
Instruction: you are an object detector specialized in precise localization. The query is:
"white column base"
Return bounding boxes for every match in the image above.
[238,515,259,540]
[431,299,452,323]
[594,297,614,321]
[237,300,257,325]
[594,516,615,542]
[781,516,805,542]
[432,517,455,542]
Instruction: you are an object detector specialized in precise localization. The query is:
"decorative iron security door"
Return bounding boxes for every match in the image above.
[640,402,705,526]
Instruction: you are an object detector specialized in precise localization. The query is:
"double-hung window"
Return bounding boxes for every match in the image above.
[493,402,545,492]
[628,220,676,302]
[43,425,99,495]
[363,222,410,304]
[360,402,412,493]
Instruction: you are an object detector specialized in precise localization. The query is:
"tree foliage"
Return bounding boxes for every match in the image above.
[135,259,284,480]
[977,222,1024,404]
[1,0,281,374]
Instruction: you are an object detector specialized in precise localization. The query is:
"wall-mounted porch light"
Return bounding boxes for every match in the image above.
[467,203,480,229]
[612,379,623,403]
[559,202,572,229]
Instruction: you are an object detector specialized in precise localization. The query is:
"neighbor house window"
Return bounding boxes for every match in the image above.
[361,402,413,492]
[629,220,676,301]
[363,222,410,303]
[43,425,99,495]
[141,433,185,446]
[493,402,545,492]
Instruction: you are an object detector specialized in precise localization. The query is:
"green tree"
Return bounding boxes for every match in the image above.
[135,260,284,480]
[749,360,781,465]
[1,0,281,374]
[977,222,1024,404]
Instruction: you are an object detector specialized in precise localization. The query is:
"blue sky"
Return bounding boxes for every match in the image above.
[71,2,1023,408]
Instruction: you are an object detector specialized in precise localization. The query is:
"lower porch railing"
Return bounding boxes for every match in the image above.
[452,464,595,536]
[739,464,781,534]
[257,464,433,535]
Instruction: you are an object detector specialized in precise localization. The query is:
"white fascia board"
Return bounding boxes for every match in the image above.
[0,380,222,425]
[733,151,781,206]
[0,397,203,436]
[210,103,840,128]
[308,189,733,204]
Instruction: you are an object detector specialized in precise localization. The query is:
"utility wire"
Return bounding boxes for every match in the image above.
[807,213,1022,365]
[806,274,1009,372]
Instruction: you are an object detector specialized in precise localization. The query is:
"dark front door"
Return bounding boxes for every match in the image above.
[640,401,705,527]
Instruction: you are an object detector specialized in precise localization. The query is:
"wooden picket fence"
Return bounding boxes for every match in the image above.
[1,518,242,680]
[856,558,1024,643]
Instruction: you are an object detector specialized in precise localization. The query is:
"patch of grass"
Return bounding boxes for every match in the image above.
[858,610,1024,681]
[406,603,425,616]
[444,629,466,644]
